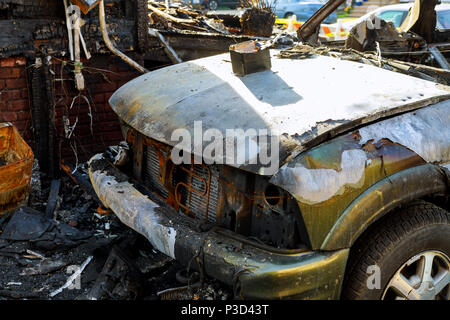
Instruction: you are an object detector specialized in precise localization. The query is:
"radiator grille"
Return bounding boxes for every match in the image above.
[144,144,219,223]
[175,164,219,223]
[144,145,168,198]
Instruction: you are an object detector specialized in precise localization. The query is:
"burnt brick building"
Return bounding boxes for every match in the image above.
[0,0,162,176]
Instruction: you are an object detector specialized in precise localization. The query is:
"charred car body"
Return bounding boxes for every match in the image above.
[88,50,450,299]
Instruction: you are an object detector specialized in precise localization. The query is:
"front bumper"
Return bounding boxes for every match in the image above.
[88,153,349,299]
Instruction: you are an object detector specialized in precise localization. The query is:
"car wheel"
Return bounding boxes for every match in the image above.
[342,201,450,300]
[284,12,294,19]
[208,0,218,10]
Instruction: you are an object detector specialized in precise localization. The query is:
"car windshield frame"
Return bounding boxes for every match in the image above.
[377,10,407,27]
[347,5,450,30]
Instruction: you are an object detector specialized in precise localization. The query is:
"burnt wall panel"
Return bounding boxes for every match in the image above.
[0,0,161,167]
[0,0,138,59]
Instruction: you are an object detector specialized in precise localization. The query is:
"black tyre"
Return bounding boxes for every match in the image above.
[342,201,450,300]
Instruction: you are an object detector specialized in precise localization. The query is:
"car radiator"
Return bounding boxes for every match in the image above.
[144,144,220,223]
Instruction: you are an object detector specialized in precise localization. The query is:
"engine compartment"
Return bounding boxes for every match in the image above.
[124,128,310,250]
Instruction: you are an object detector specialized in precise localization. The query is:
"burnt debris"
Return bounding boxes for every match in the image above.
[0,0,449,302]
[0,167,232,300]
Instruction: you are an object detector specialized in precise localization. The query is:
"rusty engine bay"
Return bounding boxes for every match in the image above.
[125,129,309,251]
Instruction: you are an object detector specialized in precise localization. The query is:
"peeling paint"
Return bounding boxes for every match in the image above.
[271,149,367,204]
[109,51,450,175]
[135,209,177,259]
[359,100,450,164]
[89,152,352,299]
[89,166,177,259]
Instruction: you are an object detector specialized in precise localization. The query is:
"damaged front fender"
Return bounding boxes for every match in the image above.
[88,153,349,299]
[271,100,450,250]
[321,164,449,250]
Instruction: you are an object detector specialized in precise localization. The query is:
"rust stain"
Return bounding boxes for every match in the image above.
[96,206,113,216]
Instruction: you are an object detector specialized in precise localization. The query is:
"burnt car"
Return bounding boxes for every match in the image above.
[88,51,450,300]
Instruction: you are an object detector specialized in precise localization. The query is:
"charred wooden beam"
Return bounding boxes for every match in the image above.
[30,61,49,174]
[42,57,58,178]
[136,0,149,53]
[60,161,102,205]
[0,0,64,19]
[298,0,345,44]
[0,18,136,59]
[45,179,61,219]
[407,0,439,43]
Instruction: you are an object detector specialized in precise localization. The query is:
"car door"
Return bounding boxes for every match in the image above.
[294,3,320,22]
[274,0,291,18]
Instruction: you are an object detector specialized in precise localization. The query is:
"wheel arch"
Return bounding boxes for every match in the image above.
[320,164,450,251]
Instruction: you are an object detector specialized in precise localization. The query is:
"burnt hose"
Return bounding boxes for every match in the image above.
[98,0,148,73]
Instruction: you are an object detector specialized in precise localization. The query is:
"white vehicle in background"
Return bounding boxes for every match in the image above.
[326,3,450,40]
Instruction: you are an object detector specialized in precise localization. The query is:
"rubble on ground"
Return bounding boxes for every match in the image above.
[345,17,426,54]
[149,1,235,34]
[0,162,232,300]
[239,0,276,37]
[148,0,277,37]
[277,44,450,85]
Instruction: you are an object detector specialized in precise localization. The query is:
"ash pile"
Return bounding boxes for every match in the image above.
[148,0,276,37]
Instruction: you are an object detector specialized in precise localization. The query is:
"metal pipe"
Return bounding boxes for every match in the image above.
[148,28,182,64]
[73,10,85,90]
[429,46,450,70]
[98,0,148,73]
[298,0,345,43]
[63,0,74,61]
[148,3,194,24]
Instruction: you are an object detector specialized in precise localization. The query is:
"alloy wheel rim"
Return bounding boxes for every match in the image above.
[382,250,450,300]
[209,1,218,10]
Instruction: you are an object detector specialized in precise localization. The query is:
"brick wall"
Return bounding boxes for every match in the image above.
[0,54,142,164]
[0,57,32,142]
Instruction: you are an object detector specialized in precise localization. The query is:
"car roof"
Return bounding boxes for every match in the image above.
[374,3,450,12]
[355,3,449,20]
[277,0,324,4]
[437,3,450,11]
[109,51,449,174]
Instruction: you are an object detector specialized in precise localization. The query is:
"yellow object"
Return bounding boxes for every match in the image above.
[275,18,303,26]
[340,18,357,23]
[0,123,34,214]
